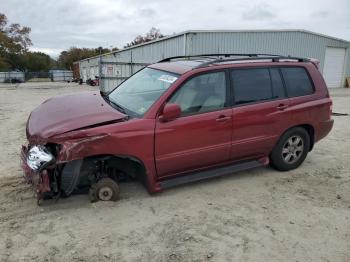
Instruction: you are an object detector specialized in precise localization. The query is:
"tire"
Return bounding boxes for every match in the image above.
[270,127,310,171]
[89,178,120,202]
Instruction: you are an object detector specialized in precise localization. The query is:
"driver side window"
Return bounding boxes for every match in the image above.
[169,71,227,116]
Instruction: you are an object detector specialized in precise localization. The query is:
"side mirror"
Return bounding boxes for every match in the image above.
[159,103,181,122]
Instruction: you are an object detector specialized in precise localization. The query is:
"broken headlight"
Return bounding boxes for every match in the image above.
[26,145,54,171]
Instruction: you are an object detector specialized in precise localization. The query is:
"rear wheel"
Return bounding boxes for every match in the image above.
[270,127,310,171]
[89,178,120,202]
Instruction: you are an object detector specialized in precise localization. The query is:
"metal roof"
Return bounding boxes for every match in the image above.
[75,29,350,64]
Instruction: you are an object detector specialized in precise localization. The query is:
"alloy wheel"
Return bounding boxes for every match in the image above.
[282,135,304,164]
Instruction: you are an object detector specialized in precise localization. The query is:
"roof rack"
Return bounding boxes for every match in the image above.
[158,53,280,63]
[194,56,310,68]
[157,54,310,68]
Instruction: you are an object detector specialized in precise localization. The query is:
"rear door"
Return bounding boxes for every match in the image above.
[230,67,291,161]
[155,71,233,178]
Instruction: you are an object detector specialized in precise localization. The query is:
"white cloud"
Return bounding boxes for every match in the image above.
[242,3,276,20]
[0,0,349,58]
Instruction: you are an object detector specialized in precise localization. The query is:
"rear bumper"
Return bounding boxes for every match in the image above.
[315,119,334,142]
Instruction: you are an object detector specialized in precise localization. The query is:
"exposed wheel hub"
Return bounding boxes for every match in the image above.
[98,186,113,201]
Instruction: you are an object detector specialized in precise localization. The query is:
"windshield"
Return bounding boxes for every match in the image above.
[108,68,179,116]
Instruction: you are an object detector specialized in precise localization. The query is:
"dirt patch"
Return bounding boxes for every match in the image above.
[0,83,349,261]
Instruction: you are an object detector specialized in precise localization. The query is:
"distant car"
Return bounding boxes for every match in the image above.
[86,76,99,86]
[21,54,333,203]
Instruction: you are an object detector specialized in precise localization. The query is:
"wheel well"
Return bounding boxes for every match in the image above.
[80,155,147,185]
[293,124,315,151]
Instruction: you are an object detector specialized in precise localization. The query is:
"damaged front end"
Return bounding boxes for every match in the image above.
[20,91,133,204]
[21,144,60,203]
[21,132,122,204]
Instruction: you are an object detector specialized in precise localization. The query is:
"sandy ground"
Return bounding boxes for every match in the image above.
[0,82,349,262]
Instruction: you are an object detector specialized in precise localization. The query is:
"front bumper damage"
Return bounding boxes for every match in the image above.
[21,146,53,203]
[20,129,114,204]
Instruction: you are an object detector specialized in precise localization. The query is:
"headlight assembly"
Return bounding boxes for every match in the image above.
[26,145,54,171]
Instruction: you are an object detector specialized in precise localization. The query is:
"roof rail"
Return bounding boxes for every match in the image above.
[158,53,281,63]
[193,55,310,69]
[157,54,310,68]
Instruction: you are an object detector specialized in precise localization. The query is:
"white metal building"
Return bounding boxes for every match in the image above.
[75,30,350,92]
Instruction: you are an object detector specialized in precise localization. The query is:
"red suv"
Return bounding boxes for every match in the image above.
[21,54,333,203]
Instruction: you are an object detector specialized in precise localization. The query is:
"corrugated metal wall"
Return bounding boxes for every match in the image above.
[79,34,184,73]
[188,31,350,77]
[78,30,350,89]
[0,72,25,83]
[50,70,73,82]
[99,62,146,91]
[114,34,185,63]
[79,34,186,91]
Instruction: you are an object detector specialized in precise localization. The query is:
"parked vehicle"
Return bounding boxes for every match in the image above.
[86,76,99,86]
[21,54,333,203]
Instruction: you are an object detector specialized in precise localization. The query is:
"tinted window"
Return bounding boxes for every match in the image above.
[169,72,226,115]
[281,67,314,97]
[270,68,286,99]
[231,69,273,105]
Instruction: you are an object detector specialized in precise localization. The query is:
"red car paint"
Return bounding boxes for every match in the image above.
[27,92,128,140]
[21,59,333,198]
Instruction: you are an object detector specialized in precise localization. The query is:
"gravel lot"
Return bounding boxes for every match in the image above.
[0,82,349,262]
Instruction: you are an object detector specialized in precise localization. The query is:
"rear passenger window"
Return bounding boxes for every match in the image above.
[231,68,282,105]
[281,67,314,97]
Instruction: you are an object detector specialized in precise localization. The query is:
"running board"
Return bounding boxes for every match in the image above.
[160,160,264,189]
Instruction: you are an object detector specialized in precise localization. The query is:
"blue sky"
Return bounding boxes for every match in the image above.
[1,0,349,58]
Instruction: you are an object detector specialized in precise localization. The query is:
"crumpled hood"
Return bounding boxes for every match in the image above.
[27,91,127,140]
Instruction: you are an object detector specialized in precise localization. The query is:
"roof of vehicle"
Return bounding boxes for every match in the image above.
[149,60,206,75]
[148,54,316,75]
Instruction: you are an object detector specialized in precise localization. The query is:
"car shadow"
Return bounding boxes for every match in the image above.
[33,165,280,211]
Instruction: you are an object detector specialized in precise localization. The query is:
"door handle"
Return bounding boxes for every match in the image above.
[216,115,231,122]
[276,104,289,110]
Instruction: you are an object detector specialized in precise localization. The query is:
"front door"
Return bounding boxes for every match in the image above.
[155,71,232,178]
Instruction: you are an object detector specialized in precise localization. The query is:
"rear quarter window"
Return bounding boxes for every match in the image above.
[281,67,314,97]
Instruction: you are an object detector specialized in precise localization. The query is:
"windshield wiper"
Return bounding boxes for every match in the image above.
[110,101,127,114]
[103,95,127,115]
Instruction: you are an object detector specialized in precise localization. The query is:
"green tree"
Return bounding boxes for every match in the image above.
[125,28,164,48]
[0,13,32,70]
[57,46,116,70]
[25,52,54,71]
